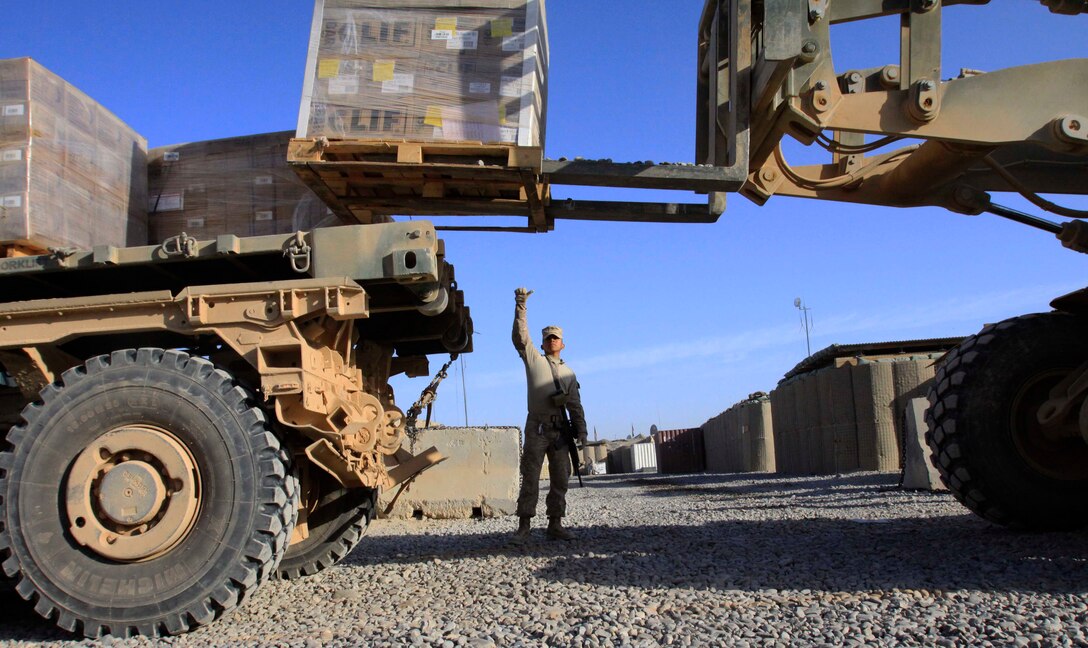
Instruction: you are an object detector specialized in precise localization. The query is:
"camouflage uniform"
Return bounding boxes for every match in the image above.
[512,298,588,519]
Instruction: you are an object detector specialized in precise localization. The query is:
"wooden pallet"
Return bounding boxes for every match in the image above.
[287,139,550,232]
[0,241,50,258]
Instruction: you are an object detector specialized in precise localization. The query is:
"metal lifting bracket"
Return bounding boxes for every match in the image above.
[285,232,312,273]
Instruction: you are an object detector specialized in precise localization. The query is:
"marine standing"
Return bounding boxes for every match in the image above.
[511,287,588,543]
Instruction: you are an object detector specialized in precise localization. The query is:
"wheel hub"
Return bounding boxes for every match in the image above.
[66,426,200,562]
[1012,370,1088,481]
[96,460,165,526]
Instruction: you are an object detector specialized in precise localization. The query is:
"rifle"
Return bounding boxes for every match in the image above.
[552,390,584,487]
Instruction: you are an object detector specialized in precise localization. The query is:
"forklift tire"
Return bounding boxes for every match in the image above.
[278,472,375,579]
[0,348,299,638]
[926,313,1088,530]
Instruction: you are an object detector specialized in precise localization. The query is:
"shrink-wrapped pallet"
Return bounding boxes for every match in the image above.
[0,58,147,250]
[298,0,548,147]
[148,131,354,243]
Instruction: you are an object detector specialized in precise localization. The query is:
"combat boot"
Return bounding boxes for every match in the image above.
[546,516,575,541]
[509,515,532,545]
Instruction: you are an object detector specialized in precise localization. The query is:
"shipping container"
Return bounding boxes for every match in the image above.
[603,440,656,474]
[632,441,657,472]
[653,428,705,475]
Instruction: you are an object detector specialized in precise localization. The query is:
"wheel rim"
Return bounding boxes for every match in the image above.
[1010,369,1088,481]
[65,425,201,562]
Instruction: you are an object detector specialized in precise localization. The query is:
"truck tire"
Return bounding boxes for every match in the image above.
[926,313,1088,530]
[278,472,375,579]
[0,348,299,638]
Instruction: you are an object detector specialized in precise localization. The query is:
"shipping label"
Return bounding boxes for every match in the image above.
[163,152,181,162]
[499,127,518,143]
[318,59,342,79]
[1,149,23,162]
[328,77,359,95]
[491,18,514,38]
[254,211,274,222]
[435,17,458,32]
[372,60,395,82]
[424,106,444,128]
[254,176,274,185]
[186,218,205,229]
[381,73,415,94]
[2,104,25,117]
[442,119,500,143]
[431,29,453,41]
[447,31,479,50]
[469,82,492,95]
[0,194,22,208]
[502,34,526,52]
[149,193,183,213]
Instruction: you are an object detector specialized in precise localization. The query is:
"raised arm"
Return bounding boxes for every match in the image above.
[512,287,534,353]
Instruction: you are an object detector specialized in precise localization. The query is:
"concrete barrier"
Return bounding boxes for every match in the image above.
[379,426,520,519]
[901,397,947,491]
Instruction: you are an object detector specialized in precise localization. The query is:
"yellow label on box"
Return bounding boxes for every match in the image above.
[499,104,507,126]
[424,106,444,128]
[373,60,395,82]
[318,59,341,79]
[435,17,458,31]
[491,18,513,37]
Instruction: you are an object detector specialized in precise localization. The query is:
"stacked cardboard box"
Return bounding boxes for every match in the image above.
[0,58,147,250]
[148,131,353,243]
[298,0,548,147]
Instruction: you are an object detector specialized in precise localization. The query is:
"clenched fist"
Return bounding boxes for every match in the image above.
[514,287,534,304]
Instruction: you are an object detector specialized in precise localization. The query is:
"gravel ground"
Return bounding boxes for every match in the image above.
[1,471,1086,647]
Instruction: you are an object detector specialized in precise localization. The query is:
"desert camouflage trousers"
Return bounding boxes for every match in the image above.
[516,413,572,518]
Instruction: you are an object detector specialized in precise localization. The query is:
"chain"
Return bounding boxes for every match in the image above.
[405,353,459,444]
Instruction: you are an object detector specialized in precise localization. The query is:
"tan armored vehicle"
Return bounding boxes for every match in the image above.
[0,223,471,636]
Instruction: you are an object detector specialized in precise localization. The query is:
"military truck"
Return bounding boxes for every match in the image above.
[0,224,472,636]
[1,0,1085,639]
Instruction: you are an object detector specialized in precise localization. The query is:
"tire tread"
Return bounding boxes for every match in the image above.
[0,348,298,638]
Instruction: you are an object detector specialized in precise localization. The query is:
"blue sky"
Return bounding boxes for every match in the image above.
[2,2,1085,438]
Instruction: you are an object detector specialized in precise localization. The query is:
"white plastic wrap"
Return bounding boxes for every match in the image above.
[0,58,147,250]
[298,1,548,147]
[148,131,353,243]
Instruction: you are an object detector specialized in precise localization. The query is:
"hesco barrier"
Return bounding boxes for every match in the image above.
[581,441,608,467]
[653,428,705,474]
[702,394,775,473]
[770,356,940,475]
[379,426,520,519]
